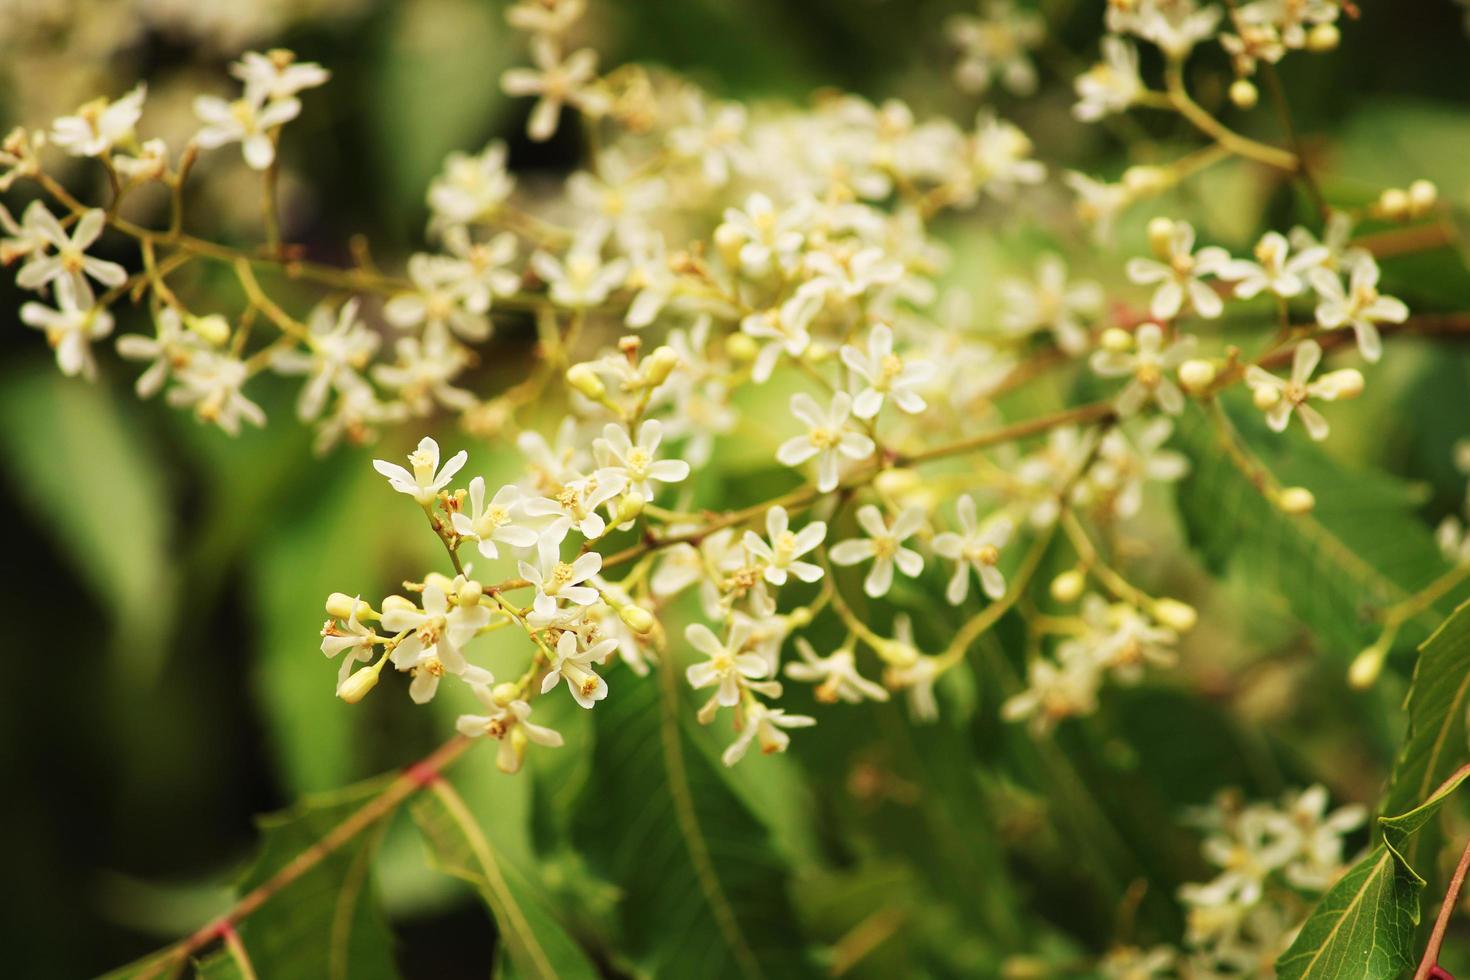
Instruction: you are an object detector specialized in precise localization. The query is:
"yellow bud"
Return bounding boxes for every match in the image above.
[1253,384,1282,410]
[1276,486,1316,515]
[425,572,454,593]
[1122,165,1169,196]
[456,579,484,607]
[1306,22,1339,52]
[1152,598,1198,632]
[382,594,416,616]
[642,345,679,387]
[337,661,383,704]
[1050,569,1085,603]
[616,490,646,524]
[491,682,520,706]
[1178,358,1216,392]
[1408,179,1438,218]
[187,313,232,346]
[499,726,529,773]
[726,332,758,362]
[1348,644,1387,689]
[326,592,360,620]
[786,606,814,629]
[1100,327,1133,353]
[1377,188,1410,221]
[566,363,606,400]
[713,223,744,268]
[619,604,655,634]
[1147,217,1176,259]
[1229,79,1259,109]
[1317,368,1364,401]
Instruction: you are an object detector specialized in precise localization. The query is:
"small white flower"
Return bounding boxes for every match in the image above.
[231,50,330,103]
[720,702,816,766]
[932,496,1012,605]
[717,192,812,275]
[531,225,629,309]
[540,629,617,708]
[1000,646,1101,733]
[382,583,491,703]
[966,113,1045,200]
[1289,210,1371,277]
[685,620,771,709]
[116,307,202,398]
[1279,784,1367,891]
[456,689,563,774]
[1084,419,1189,519]
[14,205,127,304]
[785,638,888,703]
[373,437,468,505]
[272,299,379,420]
[829,504,926,598]
[384,253,492,342]
[166,351,266,435]
[1090,323,1197,416]
[742,506,826,586]
[500,37,608,141]
[51,84,146,157]
[999,253,1104,355]
[519,549,602,620]
[113,138,171,182]
[803,246,903,301]
[1073,36,1143,122]
[372,331,477,414]
[776,392,876,493]
[1065,171,1131,241]
[945,1,1044,96]
[1125,221,1231,321]
[192,90,301,171]
[428,141,515,228]
[840,322,935,419]
[20,288,114,380]
[1310,259,1407,364]
[1222,230,1324,300]
[741,290,824,384]
[450,477,544,559]
[320,595,377,689]
[437,226,521,315]
[1131,0,1222,59]
[593,419,691,500]
[1245,340,1363,441]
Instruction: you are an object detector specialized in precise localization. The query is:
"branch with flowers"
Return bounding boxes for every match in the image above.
[10,0,1470,977]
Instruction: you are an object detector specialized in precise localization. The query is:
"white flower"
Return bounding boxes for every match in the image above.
[1289,210,1370,277]
[945,1,1044,96]
[113,139,171,182]
[717,192,812,275]
[231,50,330,103]
[1084,419,1189,519]
[803,246,903,301]
[20,288,114,380]
[519,549,602,619]
[192,90,301,171]
[1245,340,1363,441]
[1077,594,1179,680]
[450,477,544,559]
[776,392,876,493]
[500,37,608,141]
[1125,221,1231,320]
[742,506,826,586]
[932,496,1012,605]
[166,351,266,435]
[1310,259,1407,364]
[272,299,379,420]
[383,583,491,703]
[1222,231,1324,300]
[1090,323,1197,416]
[384,253,492,342]
[829,504,926,598]
[14,205,127,304]
[785,638,888,703]
[428,141,515,228]
[536,477,624,540]
[966,113,1045,200]
[372,331,477,414]
[840,322,935,419]
[685,620,771,709]
[373,436,468,505]
[456,689,563,774]
[1000,646,1101,733]
[506,0,587,35]
[437,226,521,315]
[1065,171,1131,241]
[669,98,750,186]
[117,307,202,398]
[51,84,146,157]
[741,290,823,383]
[998,253,1104,355]
[720,702,816,766]
[320,596,378,689]
[1279,784,1366,891]
[531,226,629,309]
[593,419,690,500]
[1131,0,1222,59]
[1074,36,1143,122]
[540,629,617,708]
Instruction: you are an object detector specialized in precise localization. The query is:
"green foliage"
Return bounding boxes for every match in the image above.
[571,660,816,979]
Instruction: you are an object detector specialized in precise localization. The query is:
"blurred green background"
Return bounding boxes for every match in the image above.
[4,0,1470,976]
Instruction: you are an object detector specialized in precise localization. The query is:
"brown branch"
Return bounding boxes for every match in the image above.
[1416,835,1470,980]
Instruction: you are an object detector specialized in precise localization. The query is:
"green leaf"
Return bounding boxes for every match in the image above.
[1276,761,1470,979]
[1383,601,1470,820]
[194,778,402,980]
[411,783,598,980]
[1173,401,1465,658]
[571,659,816,979]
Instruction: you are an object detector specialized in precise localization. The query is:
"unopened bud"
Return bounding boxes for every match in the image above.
[1050,569,1085,603]
[499,726,528,774]
[726,332,758,362]
[1178,358,1216,392]
[491,682,520,706]
[1316,368,1364,401]
[1122,165,1169,196]
[382,594,416,616]
[1348,643,1387,689]
[1306,22,1339,52]
[619,604,655,634]
[188,313,231,346]
[1276,486,1316,515]
[1253,384,1282,410]
[1100,327,1133,353]
[1408,179,1438,218]
[456,579,484,606]
[1229,79,1259,109]
[641,345,679,387]
[326,592,361,620]
[337,660,384,704]
[1377,188,1410,221]
[713,223,744,268]
[1152,598,1198,632]
[1147,217,1176,259]
[566,363,606,400]
[615,490,646,524]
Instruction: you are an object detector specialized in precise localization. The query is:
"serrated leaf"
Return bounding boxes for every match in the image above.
[571,659,815,979]
[410,782,597,980]
[195,778,402,980]
[1173,401,1466,657]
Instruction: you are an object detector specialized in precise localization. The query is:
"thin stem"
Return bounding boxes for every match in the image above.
[1415,834,1470,980]
[1163,62,1299,171]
